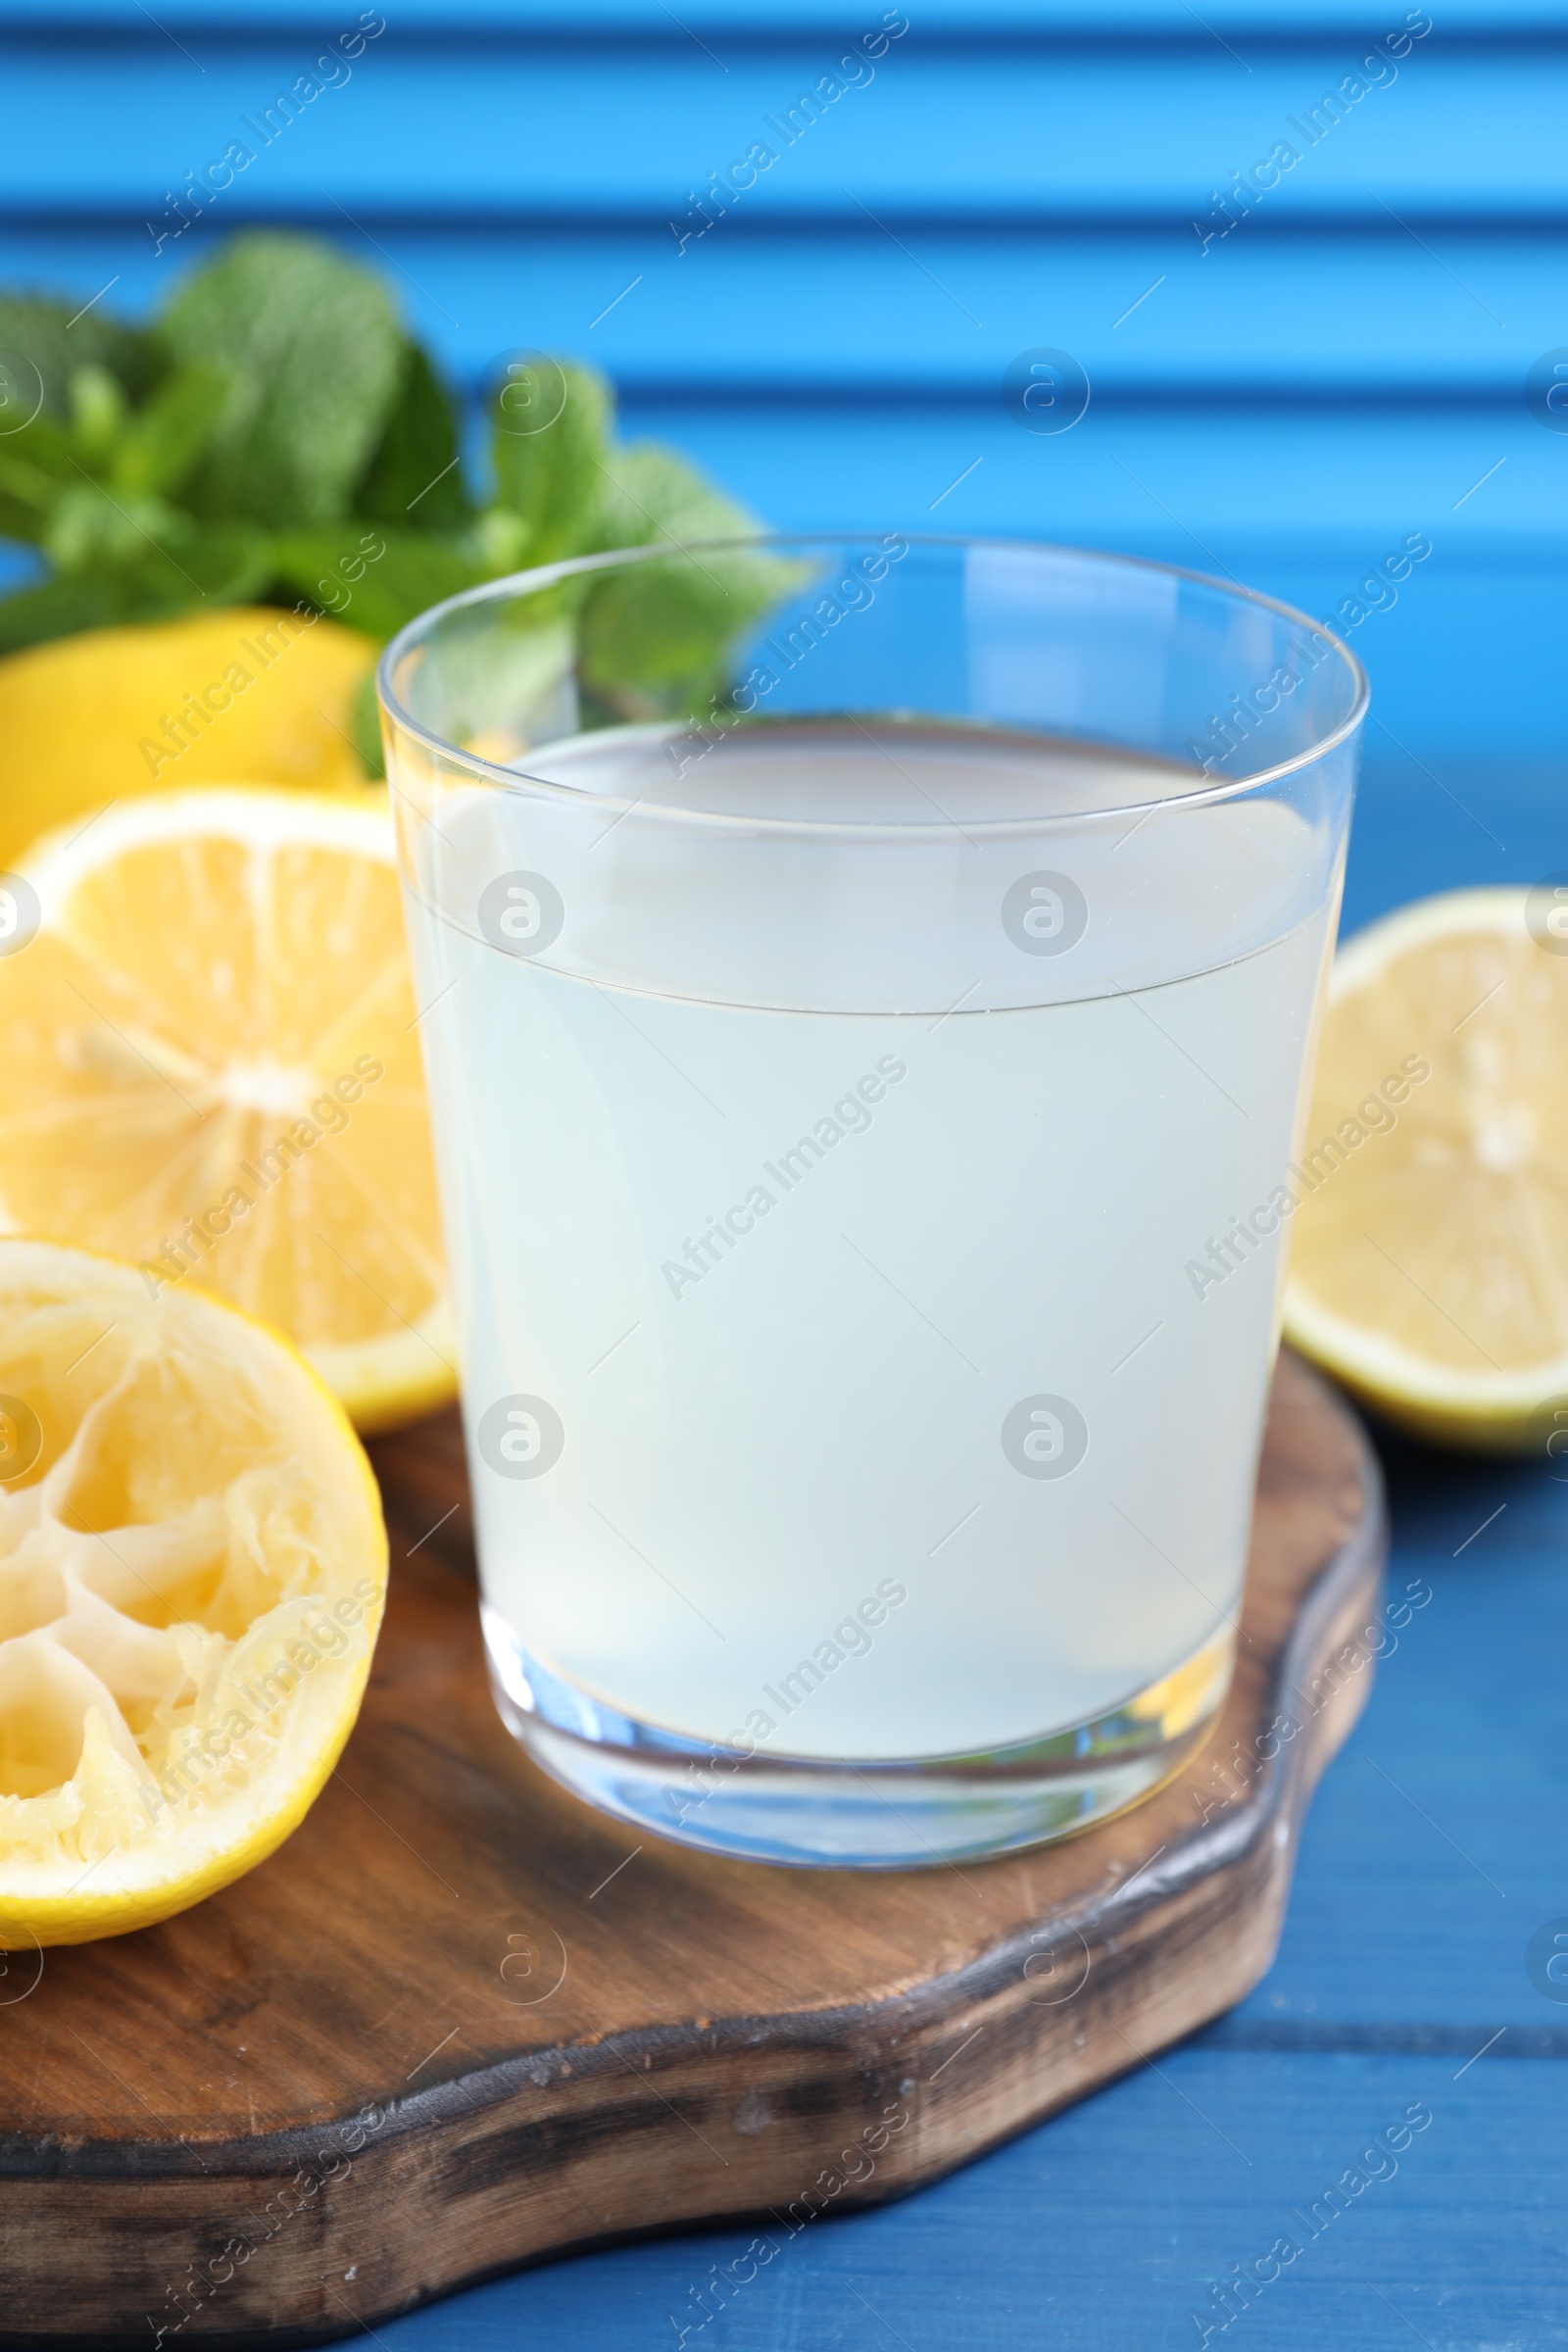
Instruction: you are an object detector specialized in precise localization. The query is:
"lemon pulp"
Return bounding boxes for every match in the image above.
[1284,887,1568,1451]
[0,788,454,1433]
[0,1239,387,1944]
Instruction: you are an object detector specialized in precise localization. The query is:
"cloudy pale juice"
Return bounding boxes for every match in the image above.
[401,723,1338,1762]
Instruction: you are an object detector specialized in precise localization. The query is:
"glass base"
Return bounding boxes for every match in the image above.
[481,1605,1236,1868]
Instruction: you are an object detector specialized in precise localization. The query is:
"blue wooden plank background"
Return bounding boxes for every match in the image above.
[3,7,1566,2346]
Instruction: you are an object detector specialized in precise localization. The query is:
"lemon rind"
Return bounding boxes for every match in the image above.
[0,1239,388,1944]
[1287,884,1568,1452]
[9,790,452,1438]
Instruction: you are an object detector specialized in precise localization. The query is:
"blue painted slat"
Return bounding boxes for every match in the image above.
[361,2055,1562,2349]
[0,225,1550,395]
[2,42,1567,220]
[1,291,1562,761]
[5,4,1568,33]
[609,404,1565,762]
[1345,758,1568,929]
[1210,1446,1567,2033]
[621,403,1543,545]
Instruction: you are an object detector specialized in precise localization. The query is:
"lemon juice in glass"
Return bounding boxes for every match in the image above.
[379,536,1364,1866]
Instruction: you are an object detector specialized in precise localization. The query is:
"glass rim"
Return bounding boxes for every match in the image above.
[376,531,1370,837]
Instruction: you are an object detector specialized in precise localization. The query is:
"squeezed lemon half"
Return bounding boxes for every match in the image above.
[0,788,454,1434]
[0,1239,387,1946]
[1284,887,1568,1452]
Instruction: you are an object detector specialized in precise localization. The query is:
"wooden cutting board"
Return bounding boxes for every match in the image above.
[0,1348,1385,2349]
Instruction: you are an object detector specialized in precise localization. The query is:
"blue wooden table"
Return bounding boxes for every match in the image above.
[3,4,1565,2341]
[358,1431,1565,2352]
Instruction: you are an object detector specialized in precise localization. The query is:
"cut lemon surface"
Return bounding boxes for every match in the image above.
[0,789,454,1435]
[1284,887,1568,1453]
[0,1239,387,1945]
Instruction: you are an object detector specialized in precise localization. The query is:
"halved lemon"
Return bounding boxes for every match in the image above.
[0,789,454,1434]
[1284,887,1568,1453]
[0,1238,387,1945]
[0,607,376,871]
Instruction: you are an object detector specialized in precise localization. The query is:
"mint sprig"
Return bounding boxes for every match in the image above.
[0,230,785,758]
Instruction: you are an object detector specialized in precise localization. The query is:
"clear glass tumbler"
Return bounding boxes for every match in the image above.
[378,535,1365,1867]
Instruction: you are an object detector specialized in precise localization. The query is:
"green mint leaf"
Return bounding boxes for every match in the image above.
[0,295,160,424]
[354,341,470,531]
[0,414,80,543]
[68,365,127,465]
[111,360,233,502]
[155,520,277,608]
[43,481,177,575]
[590,439,754,554]
[0,573,123,655]
[43,483,273,618]
[402,601,579,754]
[578,444,788,718]
[350,666,385,777]
[161,231,403,527]
[490,359,611,564]
[270,524,485,643]
[0,234,789,688]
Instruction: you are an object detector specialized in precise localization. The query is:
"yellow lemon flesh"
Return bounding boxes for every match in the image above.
[0,1238,387,1945]
[0,789,454,1434]
[1284,887,1568,1452]
[0,609,376,869]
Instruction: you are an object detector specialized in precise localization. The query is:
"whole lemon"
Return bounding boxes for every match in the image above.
[0,607,377,867]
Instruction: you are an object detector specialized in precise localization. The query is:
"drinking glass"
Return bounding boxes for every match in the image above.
[378,535,1365,1867]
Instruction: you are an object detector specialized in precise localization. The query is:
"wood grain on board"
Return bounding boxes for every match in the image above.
[0,1348,1385,2349]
